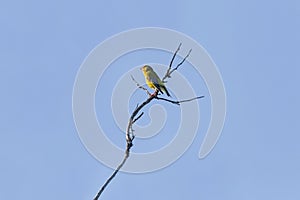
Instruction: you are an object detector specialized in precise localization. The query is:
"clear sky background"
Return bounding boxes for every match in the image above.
[1,0,299,199]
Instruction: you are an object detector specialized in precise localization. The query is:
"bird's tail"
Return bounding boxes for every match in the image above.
[162,85,171,97]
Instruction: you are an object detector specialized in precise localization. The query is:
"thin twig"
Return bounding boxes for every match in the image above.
[133,112,144,124]
[155,95,204,105]
[163,45,192,82]
[93,151,130,200]
[131,75,151,96]
[164,43,182,79]
[170,49,192,73]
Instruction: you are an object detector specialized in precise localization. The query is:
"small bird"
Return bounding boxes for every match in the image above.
[141,65,170,96]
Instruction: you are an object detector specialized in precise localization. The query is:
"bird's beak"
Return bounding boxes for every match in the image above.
[140,67,142,70]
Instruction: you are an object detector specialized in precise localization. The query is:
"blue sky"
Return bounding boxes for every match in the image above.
[1,0,300,199]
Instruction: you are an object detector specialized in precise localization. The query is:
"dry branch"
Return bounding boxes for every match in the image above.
[155,95,204,105]
[93,43,201,200]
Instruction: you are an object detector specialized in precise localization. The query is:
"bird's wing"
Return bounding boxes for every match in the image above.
[153,83,164,94]
[161,85,171,96]
[148,71,165,94]
[147,71,159,84]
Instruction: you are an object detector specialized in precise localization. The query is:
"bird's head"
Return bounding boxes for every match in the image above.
[140,65,153,72]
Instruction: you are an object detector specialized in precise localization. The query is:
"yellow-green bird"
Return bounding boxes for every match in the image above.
[141,65,171,96]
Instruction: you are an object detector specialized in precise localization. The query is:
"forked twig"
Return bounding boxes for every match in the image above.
[163,44,192,82]
[169,49,192,76]
[164,43,182,79]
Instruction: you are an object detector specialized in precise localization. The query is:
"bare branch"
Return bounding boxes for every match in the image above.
[155,95,204,105]
[165,49,192,81]
[93,44,202,200]
[131,75,151,96]
[164,43,182,80]
[93,151,129,200]
[133,112,144,124]
[162,46,192,82]
[172,49,192,72]
[176,96,204,103]
[155,96,180,105]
